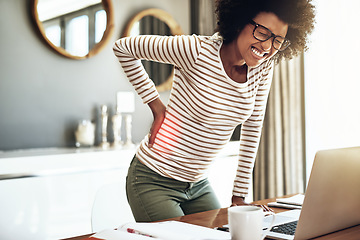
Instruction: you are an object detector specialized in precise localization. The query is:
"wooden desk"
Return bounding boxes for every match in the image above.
[64,196,360,240]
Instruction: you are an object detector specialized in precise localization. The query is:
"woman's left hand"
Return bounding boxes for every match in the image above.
[230,195,274,215]
[231,195,248,206]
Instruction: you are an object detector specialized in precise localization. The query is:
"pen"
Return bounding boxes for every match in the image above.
[127,228,154,237]
[215,226,229,232]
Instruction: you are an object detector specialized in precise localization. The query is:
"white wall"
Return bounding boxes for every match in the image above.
[304,0,360,180]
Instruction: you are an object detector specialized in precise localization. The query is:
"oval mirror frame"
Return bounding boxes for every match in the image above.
[31,0,115,60]
[122,8,184,92]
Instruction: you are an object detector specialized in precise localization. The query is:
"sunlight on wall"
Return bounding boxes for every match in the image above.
[304,0,360,181]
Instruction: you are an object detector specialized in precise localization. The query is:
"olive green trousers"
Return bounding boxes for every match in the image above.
[126,155,221,222]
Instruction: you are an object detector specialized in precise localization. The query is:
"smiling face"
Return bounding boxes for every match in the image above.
[233,12,288,68]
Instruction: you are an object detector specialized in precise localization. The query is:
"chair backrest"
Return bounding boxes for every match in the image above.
[91,182,135,232]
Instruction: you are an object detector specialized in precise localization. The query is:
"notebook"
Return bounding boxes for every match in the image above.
[267,194,304,210]
[264,146,360,240]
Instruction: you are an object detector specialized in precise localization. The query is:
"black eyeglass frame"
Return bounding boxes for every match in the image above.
[250,20,291,51]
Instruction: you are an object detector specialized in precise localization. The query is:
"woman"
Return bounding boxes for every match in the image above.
[113,0,315,222]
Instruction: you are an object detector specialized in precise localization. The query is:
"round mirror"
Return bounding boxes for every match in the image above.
[31,0,114,60]
[122,8,184,92]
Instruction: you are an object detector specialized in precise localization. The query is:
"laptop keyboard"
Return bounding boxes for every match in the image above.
[270,220,298,236]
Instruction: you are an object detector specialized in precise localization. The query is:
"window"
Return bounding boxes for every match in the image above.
[95,10,106,43]
[44,23,61,47]
[66,15,89,56]
[304,0,360,180]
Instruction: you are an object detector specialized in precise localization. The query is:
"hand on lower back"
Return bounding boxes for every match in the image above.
[147,98,166,148]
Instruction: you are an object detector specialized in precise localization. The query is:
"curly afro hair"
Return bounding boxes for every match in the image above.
[215,0,316,62]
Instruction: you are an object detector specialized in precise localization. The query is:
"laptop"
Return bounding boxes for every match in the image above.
[264,146,360,240]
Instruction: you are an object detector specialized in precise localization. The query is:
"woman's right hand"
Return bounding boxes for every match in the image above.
[147,98,166,148]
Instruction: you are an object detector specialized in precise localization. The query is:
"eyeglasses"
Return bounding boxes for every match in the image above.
[250,20,291,51]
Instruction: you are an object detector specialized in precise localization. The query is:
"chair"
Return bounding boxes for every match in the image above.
[91,182,135,232]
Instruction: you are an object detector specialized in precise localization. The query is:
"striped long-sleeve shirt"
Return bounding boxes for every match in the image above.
[113,33,274,197]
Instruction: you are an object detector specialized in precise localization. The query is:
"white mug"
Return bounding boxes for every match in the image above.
[228,205,276,240]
